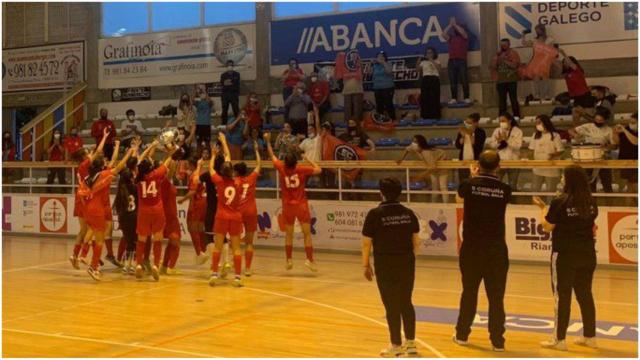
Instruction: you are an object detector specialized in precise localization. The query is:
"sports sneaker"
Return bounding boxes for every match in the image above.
[492,345,505,352]
[87,267,102,281]
[208,273,219,287]
[304,259,318,272]
[121,265,129,274]
[106,255,123,268]
[574,337,597,349]
[244,268,253,277]
[150,265,160,281]
[380,344,403,357]
[452,334,468,346]
[135,264,144,279]
[232,277,244,288]
[286,259,293,270]
[403,340,418,355]
[220,262,230,279]
[69,256,80,270]
[165,268,182,275]
[448,99,458,105]
[127,266,136,275]
[143,259,151,274]
[196,253,209,265]
[463,98,473,104]
[159,266,167,275]
[540,339,567,351]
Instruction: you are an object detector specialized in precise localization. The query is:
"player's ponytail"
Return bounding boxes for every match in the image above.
[136,159,152,183]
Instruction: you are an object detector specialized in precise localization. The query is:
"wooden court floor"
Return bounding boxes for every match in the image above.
[2,235,638,358]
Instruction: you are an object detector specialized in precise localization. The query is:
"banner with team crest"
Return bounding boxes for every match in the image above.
[98,24,256,88]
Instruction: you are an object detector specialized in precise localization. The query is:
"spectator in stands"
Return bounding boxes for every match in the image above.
[613,113,638,202]
[91,108,116,160]
[491,39,521,117]
[521,24,555,101]
[455,113,487,180]
[63,126,84,160]
[274,122,299,160]
[120,109,144,149]
[569,107,614,193]
[173,122,196,185]
[558,50,593,125]
[341,49,365,124]
[372,51,396,120]
[285,82,312,137]
[487,112,523,191]
[221,60,240,125]
[397,134,449,203]
[299,112,323,187]
[195,87,214,148]
[242,126,265,161]
[308,72,331,123]
[418,47,441,119]
[282,58,305,122]
[243,92,263,131]
[441,17,470,104]
[529,115,564,197]
[178,93,196,128]
[2,131,16,184]
[340,119,376,153]
[224,114,246,161]
[46,129,66,192]
[591,86,615,123]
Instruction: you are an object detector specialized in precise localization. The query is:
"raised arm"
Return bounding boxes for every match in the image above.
[253,141,262,174]
[302,153,322,175]
[90,128,110,161]
[452,22,468,39]
[263,132,277,161]
[218,132,231,162]
[138,140,159,164]
[396,149,410,165]
[108,139,121,168]
[110,147,134,175]
[209,146,219,176]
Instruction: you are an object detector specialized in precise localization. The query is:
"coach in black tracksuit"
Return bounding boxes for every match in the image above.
[454,150,511,351]
[362,177,420,357]
[534,165,598,350]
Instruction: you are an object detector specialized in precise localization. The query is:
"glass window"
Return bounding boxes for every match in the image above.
[204,2,255,25]
[274,2,334,18]
[102,2,148,37]
[337,2,399,12]
[151,2,201,31]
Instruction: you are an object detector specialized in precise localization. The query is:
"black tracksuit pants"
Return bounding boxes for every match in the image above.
[455,243,509,348]
[203,204,216,247]
[374,254,416,345]
[550,250,597,340]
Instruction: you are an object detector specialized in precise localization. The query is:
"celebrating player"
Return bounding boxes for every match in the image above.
[264,132,321,271]
[179,156,207,259]
[160,161,182,275]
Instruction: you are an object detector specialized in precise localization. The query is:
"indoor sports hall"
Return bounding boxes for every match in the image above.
[2,1,638,358]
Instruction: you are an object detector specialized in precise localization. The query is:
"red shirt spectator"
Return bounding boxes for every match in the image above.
[283,68,305,88]
[243,95,262,129]
[448,34,469,60]
[564,66,589,97]
[309,80,330,106]
[63,134,84,158]
[48,137,64,161]
[91,109,116,145]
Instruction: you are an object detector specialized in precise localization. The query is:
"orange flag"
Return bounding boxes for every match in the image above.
[362,111,395,132]
[321,134,367,182]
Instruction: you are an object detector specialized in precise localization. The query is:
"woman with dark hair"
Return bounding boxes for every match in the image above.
[46,129,67,192]
[533,165,599,351]
[529,115,564,197]
[559,49,592,125]
[417,46,441,119]
[178,92,195,129]
[114,155,140,274]
[487,112,523,190]
[372,51,396,120]
[177,156,206,263]
[397,134,449,202]
[613,112,638,203]
[282,58,305,122]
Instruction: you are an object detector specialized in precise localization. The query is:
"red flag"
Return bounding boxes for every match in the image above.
[519,42,558,80]
[321,134,367,182]
[362,111,395,132]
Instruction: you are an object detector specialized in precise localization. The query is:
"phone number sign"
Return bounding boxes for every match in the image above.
[2,41,85,92]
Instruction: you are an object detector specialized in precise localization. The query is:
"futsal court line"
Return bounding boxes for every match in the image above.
[2,328,219,358]
[3,260,68,273]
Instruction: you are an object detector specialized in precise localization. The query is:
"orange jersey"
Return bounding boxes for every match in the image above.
[273,159,315,205]
[78,158,91,179]
[188,173,206,209]
[235,172,258,213]
[83,170,114,217]
[137,164,167,213]
[211,173,242,221]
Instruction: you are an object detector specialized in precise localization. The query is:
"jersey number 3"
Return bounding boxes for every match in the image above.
[283,174,300,189]
[140,181,158,198]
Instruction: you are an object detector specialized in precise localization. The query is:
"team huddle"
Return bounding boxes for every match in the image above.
[68,127,321,287]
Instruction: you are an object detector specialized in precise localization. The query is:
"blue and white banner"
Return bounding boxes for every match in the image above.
[98,24,255,88]
[499,2,638,45]
[270,3,480,65]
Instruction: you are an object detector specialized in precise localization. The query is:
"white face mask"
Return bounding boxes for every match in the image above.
[311,77,318,83]
[177,134,185,142]
[54,133,61,139]
[629,122,638,131]
[127,115,134,121]
[308,133,316,139]
[499,122,509,130]
[464,122,473,129]
[535,124,545,132]
[200,93,206,100]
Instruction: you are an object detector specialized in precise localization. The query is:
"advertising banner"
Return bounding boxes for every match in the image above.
[499,2,638,45]
[2,41,85,92]
[3,194,636,266]
[111,87,151,102]
[98,24,256,88]
[270,2,480,65]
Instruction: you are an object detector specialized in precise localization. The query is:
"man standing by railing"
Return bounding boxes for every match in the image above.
[91,108,116,160]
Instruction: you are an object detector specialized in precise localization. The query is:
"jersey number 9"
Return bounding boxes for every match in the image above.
[224,186,236,205]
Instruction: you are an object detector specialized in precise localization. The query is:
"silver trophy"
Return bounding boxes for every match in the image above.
[158,129,177,146]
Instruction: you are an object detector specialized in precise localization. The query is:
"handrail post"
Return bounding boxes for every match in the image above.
[29,167,32,194]
[406,167,411,204]
[338,168,342,202]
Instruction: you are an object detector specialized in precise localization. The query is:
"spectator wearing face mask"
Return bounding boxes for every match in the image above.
[558,50,593,125]
[339,119,376,153]
[371,51,396,120]
[274,122,299,160]
[195,87,214,146]
[47,129,67,192]
[243,92,263,130]
[521,24,556,101]
[223,113,246,160]
[63,126,84,160]
[612,113,637,200]
[455,113,487,180]
[284,82,312,137]
[584,86,615,124]
[569,107,614,193]
[298,111,323,188]
[178,93,196,129]
[397,134,449,203]
[491,39,521,117]
[486,112,523,191]
[120,109,144,148]
[220,60,240,125]
[308,72,331,123]
[442,17,471,104]
[529,115,564,197]
[91,108,116,160]
[282,58,305,122]
[417,46,441,119]
[242,126,265,161]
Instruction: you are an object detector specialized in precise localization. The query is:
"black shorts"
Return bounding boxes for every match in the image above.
[195,124,211,145]
[119,213,137,249]
[573,92,595,108]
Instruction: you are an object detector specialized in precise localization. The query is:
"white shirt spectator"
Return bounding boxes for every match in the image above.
[528,132,564,177]
[299,135,322,162]
[487,126,523,160]
[419,60,440,77]
[574,123,613,145]
[120,118,145,141]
